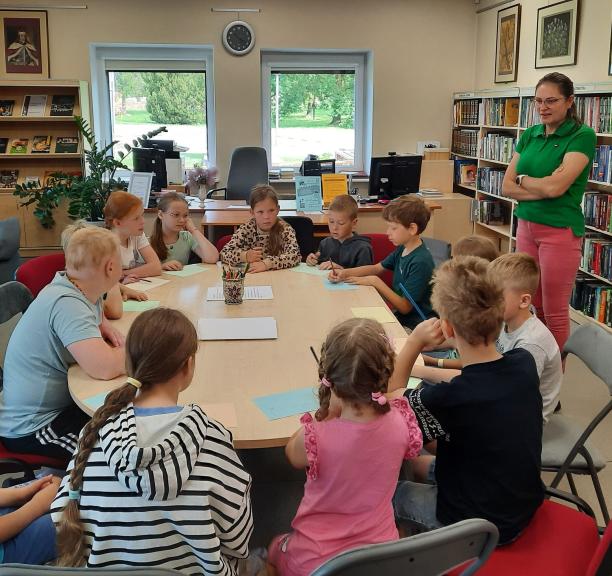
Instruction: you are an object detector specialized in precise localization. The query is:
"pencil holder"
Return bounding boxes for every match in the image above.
[223,277,244,305]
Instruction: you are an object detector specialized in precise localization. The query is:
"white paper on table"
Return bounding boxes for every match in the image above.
[127,277,171,292]
[198,317,278,340]
[206,286,274,301]
[227,205,250,209]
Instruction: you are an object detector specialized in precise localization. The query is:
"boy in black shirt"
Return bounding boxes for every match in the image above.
[390,256,544,544]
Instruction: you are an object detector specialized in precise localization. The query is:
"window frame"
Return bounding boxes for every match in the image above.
[261,51,371,172]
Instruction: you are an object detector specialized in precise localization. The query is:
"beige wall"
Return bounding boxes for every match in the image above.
[474,0,612,90]
[41,0,476,177]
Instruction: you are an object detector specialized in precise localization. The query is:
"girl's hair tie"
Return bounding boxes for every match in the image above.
[126,377,142,389]
[68,488,81,500]
[371,392,388,406]
[320,377,332,388]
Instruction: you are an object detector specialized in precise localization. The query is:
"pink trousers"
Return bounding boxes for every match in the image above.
[516,219,582,353]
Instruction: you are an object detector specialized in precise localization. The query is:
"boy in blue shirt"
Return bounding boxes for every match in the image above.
[329,195,435,330]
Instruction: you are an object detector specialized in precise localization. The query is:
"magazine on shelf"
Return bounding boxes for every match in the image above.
[50,94,76,116]
[31,135,51,153]
[24,175,41,186]
[0,170,19,188]
[9,138,28,154]
[0,138,8,153]
[21,95,47,117]
[0,100,15,116]
[54,136,79,154]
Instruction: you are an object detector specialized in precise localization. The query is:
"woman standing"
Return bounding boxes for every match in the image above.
[502,72,596,353]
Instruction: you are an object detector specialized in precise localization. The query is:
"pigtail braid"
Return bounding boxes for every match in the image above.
[149,216,168,262]
[316,345,331,422]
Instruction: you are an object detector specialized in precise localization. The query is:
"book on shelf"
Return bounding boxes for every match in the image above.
[591,145,612,184]
[470,198,509,225]
[459,163,476,185]
[452,129,478,157]
[482,97,519,127]
[479,132,515,163]
[582,235,612,281]
[0,100,15,117]
[477,166,506,196]
[0,170,19,188]
[583,191,612,232]
[9,138,28,154]
[21,95,47,117]
[50,94,76,117]
[575,95,612,134]
[519,97,541,129]
[504,98,519,127]
[54,136,79,154]
[24,175,41,186]
[279,168,294,180]
[572,273,612,327]
[31,135,51,153]
[0,138,7,154]
[453,99,480,125]
[417,188,444,198]
[43,170,82,186]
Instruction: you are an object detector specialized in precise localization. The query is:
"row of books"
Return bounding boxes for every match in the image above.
[590,145,612,184]
[452,129,478,157]
[0,136,79,155]
[453,159,476,186]
[477,166,506,196]
[583,192,612,232]
[470,199,510,225]
[571,273,612,327]
[582,236,612,281]
[518,98,542,129]
[0,95,76,118]
[482,98,519,127]
[0,169,82,189]
[453,99,480,126]
[479,133,516,163]
[575,96,612,134]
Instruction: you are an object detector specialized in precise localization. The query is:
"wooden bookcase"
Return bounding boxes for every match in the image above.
[451,82,612,333]
[0,80,90,254]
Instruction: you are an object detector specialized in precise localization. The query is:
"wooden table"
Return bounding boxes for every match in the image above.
[68,267,417,449]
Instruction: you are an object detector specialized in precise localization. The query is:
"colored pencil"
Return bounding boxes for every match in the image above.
[398,282,428,322]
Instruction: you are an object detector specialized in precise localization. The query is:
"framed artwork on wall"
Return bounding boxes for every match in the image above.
[0,10,49,80]
[495,4,521,83]
[535,0,579,69]
[609,24,612,76]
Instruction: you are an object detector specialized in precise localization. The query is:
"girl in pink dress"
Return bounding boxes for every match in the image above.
[267,318,423,576]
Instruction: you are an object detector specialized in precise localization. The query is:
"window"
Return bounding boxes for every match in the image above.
[90,45,215,172]
[262,52,371,172]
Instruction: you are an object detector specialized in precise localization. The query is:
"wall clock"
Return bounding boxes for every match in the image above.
[222,20,255,56]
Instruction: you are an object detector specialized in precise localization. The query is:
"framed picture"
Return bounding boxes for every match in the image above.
[535,0,579,69]
[495,4,521,83]
[128,172,154,208]
[609,24,612,76]
[0,10,49,80]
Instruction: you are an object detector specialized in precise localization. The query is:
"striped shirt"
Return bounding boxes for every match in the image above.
[50,404,253,575]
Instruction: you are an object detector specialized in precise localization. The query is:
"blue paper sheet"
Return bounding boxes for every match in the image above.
[253,387,319,420]
[83,391,109,411]
[323,279,358,291]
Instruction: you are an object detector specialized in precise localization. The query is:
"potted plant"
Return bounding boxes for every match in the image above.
[13,116,167,228]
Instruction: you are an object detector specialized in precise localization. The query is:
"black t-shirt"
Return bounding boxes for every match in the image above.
[406,348,544,543]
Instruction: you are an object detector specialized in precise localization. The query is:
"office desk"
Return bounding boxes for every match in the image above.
[68,267,418,449]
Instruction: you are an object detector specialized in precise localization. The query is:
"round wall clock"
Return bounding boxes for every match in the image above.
[222,20,255,56]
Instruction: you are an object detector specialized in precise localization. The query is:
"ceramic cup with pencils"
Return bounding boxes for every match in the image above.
[222,264,247,305]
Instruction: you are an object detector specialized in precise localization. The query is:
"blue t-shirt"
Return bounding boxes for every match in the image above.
[381,243,435,329]
[0,273,103,438]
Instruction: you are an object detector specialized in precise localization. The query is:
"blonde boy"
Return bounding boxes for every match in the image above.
[453,235,499,262]
[0,227,126,459]
[306,195,373,269]
[330,195,435,330]
[490,253,562,422]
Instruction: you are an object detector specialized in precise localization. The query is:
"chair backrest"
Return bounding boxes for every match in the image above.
[226,147,269,201]
[587,518,612,576]
[423,236,452,268]
[15,252,65,298]
[282,216,314,260]
[0,566,183,575]
[363,233,395,288]
[216,234,233,252]
[0,217,21,285]
[311,518,499,576]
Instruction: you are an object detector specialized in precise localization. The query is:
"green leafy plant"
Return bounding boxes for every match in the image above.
[13,116,167,228]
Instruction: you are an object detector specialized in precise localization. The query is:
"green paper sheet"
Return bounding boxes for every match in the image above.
[123,300,160,312]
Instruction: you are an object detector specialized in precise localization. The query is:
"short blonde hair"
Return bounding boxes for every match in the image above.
[61,220,89,251]
[65,227,120,271]
[489,252,540,296]
[382,195,430,234]
[432,256,504,345]
[453,235,499,262]
[329,194,358,220]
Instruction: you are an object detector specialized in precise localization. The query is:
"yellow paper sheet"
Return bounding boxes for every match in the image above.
[351,306,396,324]
[321,173,348,206]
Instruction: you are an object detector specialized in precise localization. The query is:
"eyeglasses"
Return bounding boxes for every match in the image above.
[534,97,566,107]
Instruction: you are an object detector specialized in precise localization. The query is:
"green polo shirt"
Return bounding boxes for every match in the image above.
[514,119,596,236]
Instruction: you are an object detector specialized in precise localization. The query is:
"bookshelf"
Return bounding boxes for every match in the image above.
[451,82,612,332]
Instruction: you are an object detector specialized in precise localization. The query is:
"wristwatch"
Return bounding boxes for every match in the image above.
[515,174,526,187]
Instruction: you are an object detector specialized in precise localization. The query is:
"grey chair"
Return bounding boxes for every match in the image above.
[310,518,498,576]
[0,217,20,285]
[423,236,451,268]
[0,567,182,575]
[207,146,269,201]
[542,323,612,525]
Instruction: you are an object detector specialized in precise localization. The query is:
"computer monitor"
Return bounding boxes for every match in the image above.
[133,147,167,192]
[368,154,423,199]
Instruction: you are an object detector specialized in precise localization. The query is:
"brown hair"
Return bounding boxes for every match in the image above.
[431,256,504,346]
[453,235,499,262]
[103,190,143,229]
[56,308,198,566]
[316,318,395,421]
[382,195,430,234]
[536,72,582,127]
[489,252,540,296]
[250,184,285,256]
[150,192,188,261]
[329,194,358,220]
[64,227,120,272]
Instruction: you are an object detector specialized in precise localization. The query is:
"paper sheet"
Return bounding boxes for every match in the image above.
[206,286,274,301]
[198,317,278,340]
[83,391,109,411]
[289,263,329,276]
[163,264,209,277]
[127,277,170,292]
[323,279,358,291]
[407,377,422,390]
[123,300,160,312]
[227,205,250,209]
[253,387,319,420]
[351,306,397,324]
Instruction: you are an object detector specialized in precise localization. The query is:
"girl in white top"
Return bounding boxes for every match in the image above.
[104,190,162,283]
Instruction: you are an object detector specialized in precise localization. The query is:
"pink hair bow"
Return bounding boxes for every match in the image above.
[320,377,332,388]
[371,392,388,405]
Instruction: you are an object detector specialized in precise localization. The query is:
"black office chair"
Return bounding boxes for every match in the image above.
[282,216,314,261]
[423,236,452,268]
[207,147,269,201]
[0,217,21,285]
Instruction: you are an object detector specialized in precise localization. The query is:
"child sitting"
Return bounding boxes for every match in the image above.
[306,194,372,269]
[267,318,423,576]
[104,190,162,282]
[220,185,301,273]
[453,235,499,261]
[0,475,60,565]
[52,308,253,573]
[391,256,544,544]
[489,253,562,422]
[150,192,218,270]
[329,195,435,330]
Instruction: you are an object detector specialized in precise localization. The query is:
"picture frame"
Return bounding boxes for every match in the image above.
[495,4,521,83]
[609,23,612,76]
[535,0,579,69]
[0,10,49,80]
[127,172,154,208]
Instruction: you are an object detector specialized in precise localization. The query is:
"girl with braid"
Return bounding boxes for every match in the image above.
[266,318,423,576]
[51,308,253,575]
